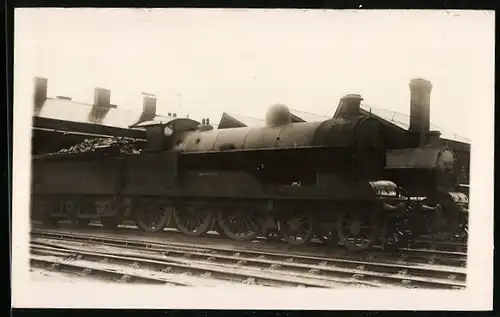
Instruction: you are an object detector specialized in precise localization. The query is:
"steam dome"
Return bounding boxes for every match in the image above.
[265,103,292,127]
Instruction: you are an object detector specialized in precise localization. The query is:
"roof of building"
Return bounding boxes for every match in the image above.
[34,94,470,147]
[289,108,330,122]
[36,98,146,130]
[217,112,266,129]
[32,96,191,139]
[360,104,471,144]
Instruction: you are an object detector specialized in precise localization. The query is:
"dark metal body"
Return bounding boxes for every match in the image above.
[30,113,458,220]
[30,76,470,249]
[31,152,399,206]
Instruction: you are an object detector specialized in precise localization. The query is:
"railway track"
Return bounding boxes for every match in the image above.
[30,252,190,286]
[30,229,467,289]
[30,223,468,267]
[30,242,336,288]
[411,239,468,253]
[105,221,469,252]
[31,220,469,255]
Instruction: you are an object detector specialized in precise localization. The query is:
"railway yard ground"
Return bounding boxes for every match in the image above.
[29,221,468,289]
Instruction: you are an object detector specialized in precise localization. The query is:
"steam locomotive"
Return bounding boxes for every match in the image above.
[30,78,469,251]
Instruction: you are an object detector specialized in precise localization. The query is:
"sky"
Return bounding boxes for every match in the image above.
[14,9,495,139]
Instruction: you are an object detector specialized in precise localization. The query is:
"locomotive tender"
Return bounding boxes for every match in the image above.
[30,78,469,251]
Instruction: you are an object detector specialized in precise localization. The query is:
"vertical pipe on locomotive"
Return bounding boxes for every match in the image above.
[409,78,433,148]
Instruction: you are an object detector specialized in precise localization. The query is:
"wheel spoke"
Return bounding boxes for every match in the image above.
[195,212,204,225]
[238,218,247,234]
[245,216,258,231]
[338,210,378,251]
[242,217,251,232]
[218,210,262,241]
[173,207,212,236]
[135,203,170,233]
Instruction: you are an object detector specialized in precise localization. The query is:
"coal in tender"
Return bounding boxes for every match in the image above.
[34,137,145,159]
[56,137,145,155]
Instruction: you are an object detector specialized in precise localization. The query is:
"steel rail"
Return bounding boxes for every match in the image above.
[31,228,468,267]
[31,231,466,289]
[30,252,189,285]
[32,221,469,255]
[30,242,342,288]
[412,239,468,253]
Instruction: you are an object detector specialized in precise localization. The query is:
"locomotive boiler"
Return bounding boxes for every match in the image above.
[30,78,469,251]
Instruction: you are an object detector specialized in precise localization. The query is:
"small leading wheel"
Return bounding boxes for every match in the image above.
[379,215,414,252]
[218,210,263,241]
[277,211,314,246]
[135,203,172,233]
[173,206,213,236]
[337,210,379,251]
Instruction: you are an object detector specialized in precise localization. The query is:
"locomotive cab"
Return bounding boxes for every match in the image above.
[130,117,201,151]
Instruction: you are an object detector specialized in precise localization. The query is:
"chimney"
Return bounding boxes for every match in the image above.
[409,78,433,147]
[88,87,111,124]
[141,93,157,122]
[33,77,48,115]
[94,87,111,108]
[333,94,363,118]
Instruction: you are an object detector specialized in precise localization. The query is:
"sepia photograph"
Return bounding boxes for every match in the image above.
[11,8,494,310]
